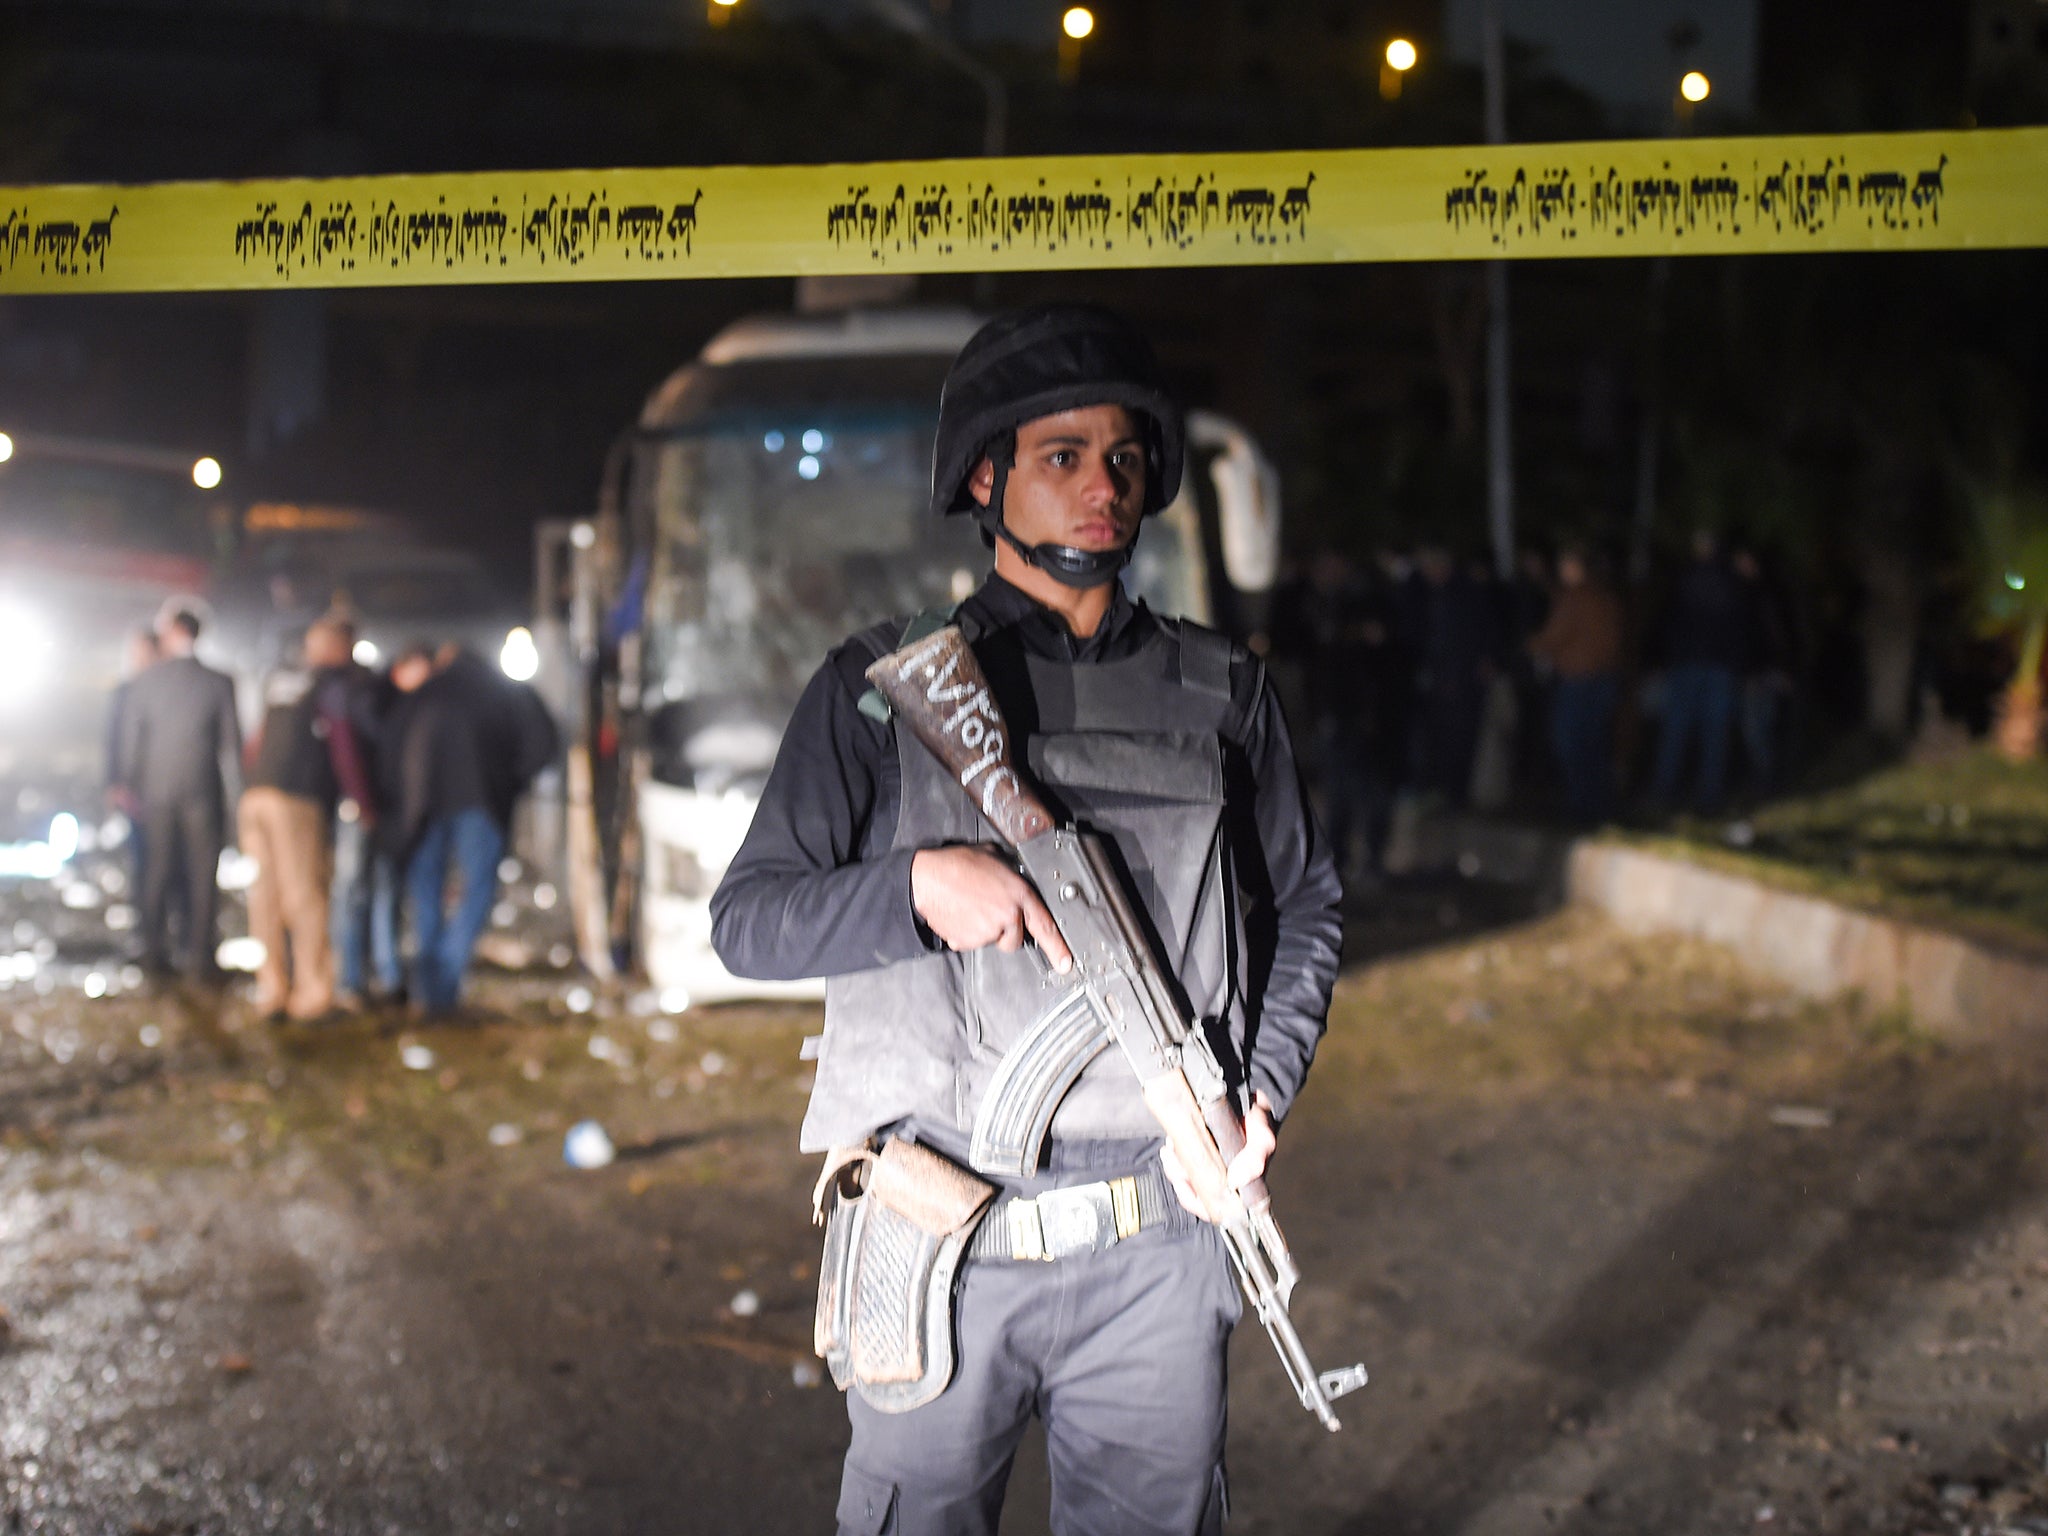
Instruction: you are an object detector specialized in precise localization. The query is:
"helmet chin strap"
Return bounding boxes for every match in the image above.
[978,442,1136,592]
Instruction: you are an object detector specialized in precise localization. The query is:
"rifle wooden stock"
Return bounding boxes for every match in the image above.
[866,626,1054,848]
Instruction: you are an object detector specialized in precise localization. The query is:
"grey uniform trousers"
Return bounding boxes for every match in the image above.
[836,1216,1241,1536]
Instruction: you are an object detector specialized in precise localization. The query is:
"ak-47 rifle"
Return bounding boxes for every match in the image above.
[867,625,1367,1431]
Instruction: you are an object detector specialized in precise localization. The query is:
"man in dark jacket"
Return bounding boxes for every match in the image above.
[115,604,242,981]
[711,307,1342,1536]
[393,646,558,1014]
[1652,529,1754,814]
[240,617,375,1021]
[359,644,438,1003]
[105,626,160,897]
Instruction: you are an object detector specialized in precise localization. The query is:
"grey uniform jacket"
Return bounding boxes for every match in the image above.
[115,654,244,816]
[711,575,1344,1158]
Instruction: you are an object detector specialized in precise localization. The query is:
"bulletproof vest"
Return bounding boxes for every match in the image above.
[248,665,340,809]
[800,616,1248,1156]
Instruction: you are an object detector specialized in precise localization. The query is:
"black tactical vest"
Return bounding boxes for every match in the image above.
[800,614,1251,1155]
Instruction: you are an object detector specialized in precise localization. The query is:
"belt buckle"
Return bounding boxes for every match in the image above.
[1020,1182,1118,1261]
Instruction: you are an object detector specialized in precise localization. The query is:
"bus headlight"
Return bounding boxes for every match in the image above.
[0,601,56,711]
[500,626,540,682]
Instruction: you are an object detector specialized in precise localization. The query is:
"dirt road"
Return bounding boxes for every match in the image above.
[3,908,2046,1534]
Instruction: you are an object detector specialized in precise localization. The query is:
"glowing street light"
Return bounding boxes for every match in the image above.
[1381,36,1418,99]
[1058,6,1094,83]
[191,455,223,490]
[0,432,12,464]
[1679,70,1710,103]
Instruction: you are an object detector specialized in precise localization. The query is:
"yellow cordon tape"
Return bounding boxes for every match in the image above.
[2,127,2043,294]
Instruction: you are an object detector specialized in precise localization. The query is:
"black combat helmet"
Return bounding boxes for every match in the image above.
[931,305,1186,589]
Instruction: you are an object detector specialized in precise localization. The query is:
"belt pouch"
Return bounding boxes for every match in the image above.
[815,1136,995,1414]
[812,1143,874,1391]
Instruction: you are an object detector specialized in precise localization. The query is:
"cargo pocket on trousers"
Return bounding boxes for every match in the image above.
[836,1466,899,1536]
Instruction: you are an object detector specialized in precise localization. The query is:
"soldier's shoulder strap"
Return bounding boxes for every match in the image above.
[855,603,962,724]
[1173,618,1234,701]
[1162,613,1262,739]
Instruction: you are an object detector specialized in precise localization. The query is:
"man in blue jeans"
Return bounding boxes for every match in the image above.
[1652,530,1752,815]
[391,645,559,1015]
[337,644,435,1006]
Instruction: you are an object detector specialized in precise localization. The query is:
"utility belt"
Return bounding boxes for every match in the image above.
[967,1165,1189,1263]
[811,1136,1188,1413]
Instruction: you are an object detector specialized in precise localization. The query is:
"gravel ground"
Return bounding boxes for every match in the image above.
[2,887,2046,1536]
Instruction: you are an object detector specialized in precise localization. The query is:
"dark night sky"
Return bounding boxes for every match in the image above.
[52,0,1763,117]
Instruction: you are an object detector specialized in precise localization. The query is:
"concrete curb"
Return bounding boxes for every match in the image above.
[1567,841,2048,1032]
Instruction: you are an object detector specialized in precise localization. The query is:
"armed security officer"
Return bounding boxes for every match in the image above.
[711,306,1342,1536]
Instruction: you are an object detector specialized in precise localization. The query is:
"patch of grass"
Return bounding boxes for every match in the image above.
[1629,751,2048,956]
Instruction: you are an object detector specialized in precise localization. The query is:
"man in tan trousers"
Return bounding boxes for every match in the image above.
[240,618,375,1021]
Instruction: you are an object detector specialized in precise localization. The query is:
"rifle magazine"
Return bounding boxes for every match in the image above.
[968,987,1113,1178]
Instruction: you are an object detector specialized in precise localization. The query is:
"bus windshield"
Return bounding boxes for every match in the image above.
[641,401,985,706]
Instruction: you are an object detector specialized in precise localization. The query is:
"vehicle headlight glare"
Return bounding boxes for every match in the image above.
[501,626,541,682]
[46,814,78,864]
[0,601,55,709]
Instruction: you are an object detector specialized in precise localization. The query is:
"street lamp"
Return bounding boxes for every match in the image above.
[1059,6,1093,81]
[1675,68,1708,132]
[191,455,223,490]
[1381,37,1417,100]
[0,432,12,464]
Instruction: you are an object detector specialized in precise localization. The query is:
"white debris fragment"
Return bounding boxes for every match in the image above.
[487,1123,523,1147]
[400,1043,437,1072]
[699,1050,727,1077]
[216,849,260,892]
[563,1120,616,1169]
[216,936,266,973]
[729,1289,760,1318]
[564,986,595,1015]
[1768,1105,1833,1130]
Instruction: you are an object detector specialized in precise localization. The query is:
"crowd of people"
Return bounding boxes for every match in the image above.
[1270,529,1796,881]
[105,602,559,1021]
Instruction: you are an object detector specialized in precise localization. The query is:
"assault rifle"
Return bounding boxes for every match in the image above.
[866,625,1367,1431]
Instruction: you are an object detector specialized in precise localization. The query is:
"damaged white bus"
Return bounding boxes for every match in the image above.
[564,306,1280,1001]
